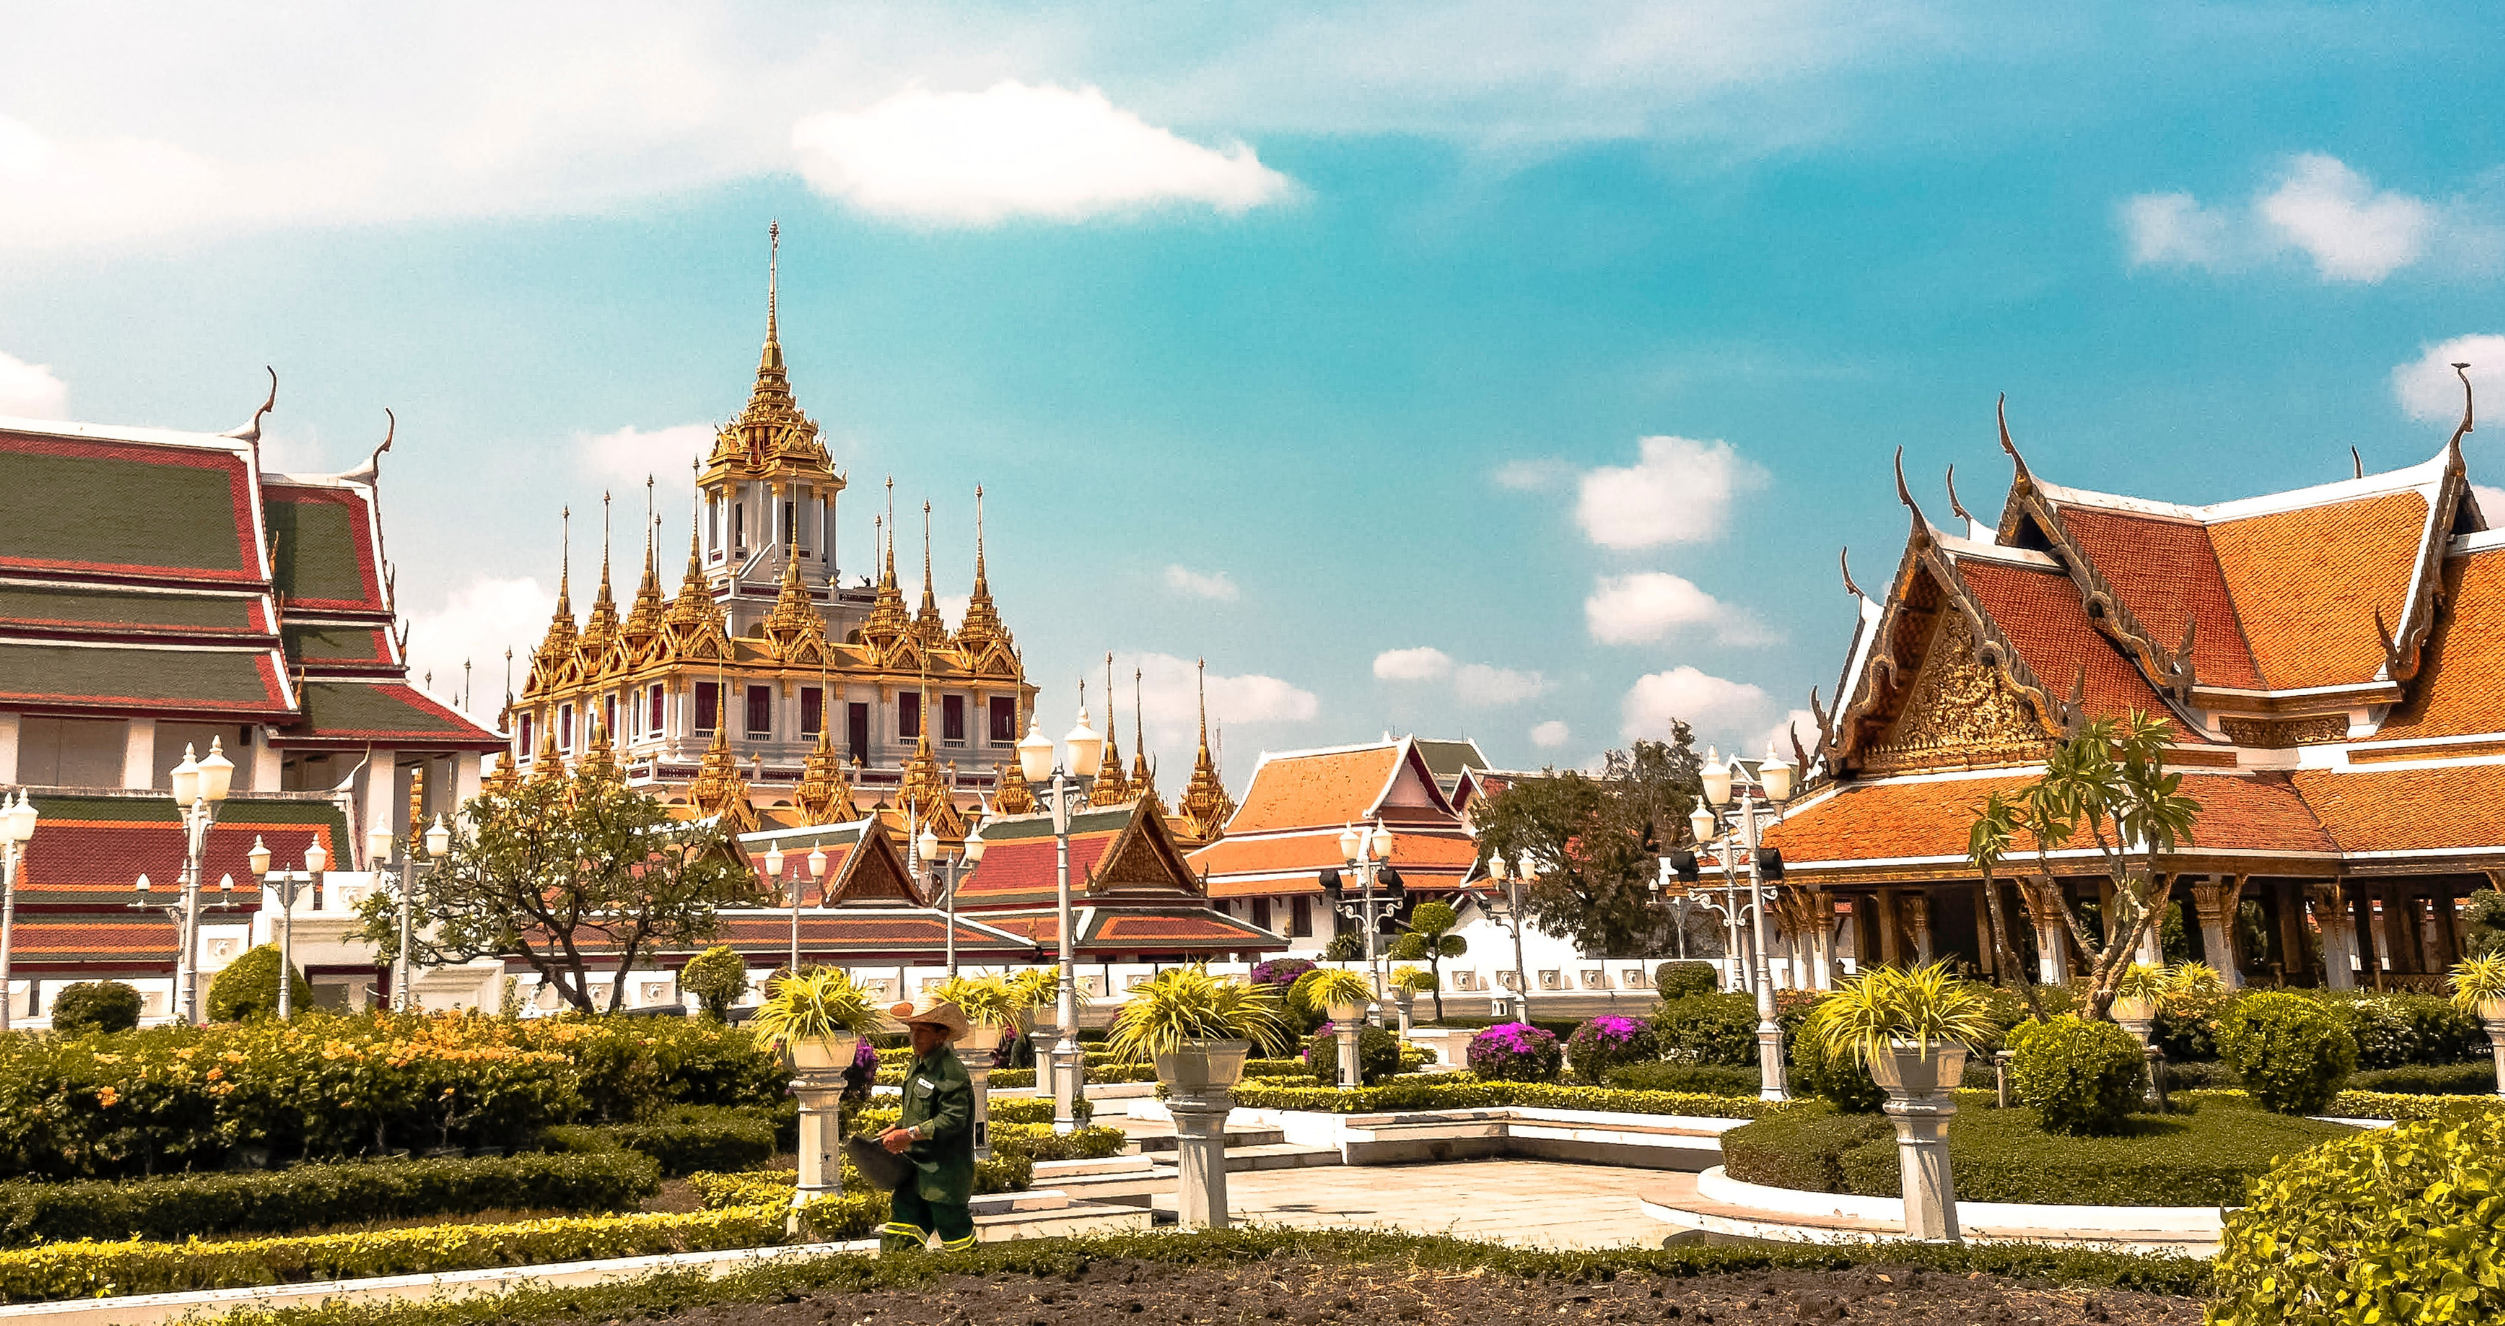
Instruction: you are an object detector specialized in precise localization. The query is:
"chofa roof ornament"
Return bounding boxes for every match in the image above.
[221,367,278,445]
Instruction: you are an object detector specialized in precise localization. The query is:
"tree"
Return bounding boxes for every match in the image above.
[681,944,750,1021]
[206,943,315,1022]
[1387,900,1466,1020]
[1966,790,2043,1020]
[1469,727,1705,956]
[360,765,759,1014]
[1965,713,2202,1022]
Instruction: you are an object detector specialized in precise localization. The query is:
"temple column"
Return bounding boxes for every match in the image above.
[1875,890,1903,967]
[2437,881,2465,968]
[364,750,398,866]
[2313,883,2358,990]
[2274,881,2313,986]
[2019,879,2069,985]
[2365,888,2395,984]
[2191,875,2243,989]
[2135,879,2166,968]
[1901,892,1933,966]
[122,718,157,789]
[1971,883,1998,980]
[252,729,282,792]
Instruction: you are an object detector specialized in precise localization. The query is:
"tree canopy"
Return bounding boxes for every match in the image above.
[360,766,760,1014]
[1469,726,1706,956]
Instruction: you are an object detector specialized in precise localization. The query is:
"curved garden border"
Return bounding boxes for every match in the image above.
[1639,1166,2224,1254]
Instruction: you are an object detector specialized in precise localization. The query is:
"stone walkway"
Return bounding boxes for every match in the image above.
[1157,1160,1690,1250]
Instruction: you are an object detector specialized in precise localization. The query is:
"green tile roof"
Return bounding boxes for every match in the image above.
[284,681,502,747]
[0,583,259,634]
[0,435,254,579]
[283,624,390,664]
[0,641,287,714]
[265,489,378,607]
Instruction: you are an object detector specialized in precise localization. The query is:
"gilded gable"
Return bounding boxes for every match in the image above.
[1862,610,2051,775]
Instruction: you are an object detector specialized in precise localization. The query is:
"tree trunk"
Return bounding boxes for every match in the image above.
[1979,873,2042,1019]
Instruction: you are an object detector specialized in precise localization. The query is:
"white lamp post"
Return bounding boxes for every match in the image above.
[0,791,38,1031]
[766,841,792,975]
[165,739,236,1025]
[1696,744,1797,1102]
[254,837,327,1021]
[1323,821,1401,1025]
[1481,852,1533,1022]
[924,820,986,978]
[1015,694,1104,1135]
[373,812,450,1013]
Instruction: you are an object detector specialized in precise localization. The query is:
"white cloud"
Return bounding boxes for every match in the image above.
[2393,336,2505,423]
[1584,571,1775,646]
[2475,484,2505,516]
[577,423,713,484]
[1454,664,1551,707]
[1621,666,1771,744]
[2258,154,2434,283]
[0,351,68,419]
[1530,720,1571,749]
[1110,651,1320,787]
[1163,564,1240,601]
[2122,154,2496,285]
[939,593,970,628]
[1575,436,1766,549]
[1493,458,1572,491]
[792,82,1292,226]
[404,576,550,720]
[1373,647,1455,681]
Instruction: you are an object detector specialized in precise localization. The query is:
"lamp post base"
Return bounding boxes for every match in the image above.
[1048,1038,1084,1135]
[1755,1021,1790,1102]
[789,1074,845,1236]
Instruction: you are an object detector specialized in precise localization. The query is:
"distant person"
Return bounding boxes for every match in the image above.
[874,996,976,1253]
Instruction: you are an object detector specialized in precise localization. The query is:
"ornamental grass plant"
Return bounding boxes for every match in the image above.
[748,968,879,1051]
[928,974,1021,1027]
[1808,962,1993,1068]
[2446,952,2505,1014]
[1103,965,1290,1063]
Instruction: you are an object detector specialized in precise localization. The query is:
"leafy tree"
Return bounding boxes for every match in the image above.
[206,943,315,1022]
[360,765,759,1014]
[681,945,751,1021]
[1321,930,1363,962]
[1965,713,2202,1022]
[1387,900,1466,1020]
[2462,889,2505,959]
[1966,790,2043,1019]
[49,981,140,1034]
[1469,727,1705,956]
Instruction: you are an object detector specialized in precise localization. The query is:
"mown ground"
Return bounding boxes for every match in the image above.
[643,1255,2200,1326]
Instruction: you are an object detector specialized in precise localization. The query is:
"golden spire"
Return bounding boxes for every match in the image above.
[662,461,724,649]
[862,480,912,654]
[1128,663,1157,797]
[955,484,1011,658]
[580,716,619,781]
[481,747,522,797]
[992,758,1037,816]
[578,491,623,673]
[1091,652,1131,806]
[793,725,860,826]
[623,478,667,649]
[762,535,825,659]
[527,507,579,694]
[1178,656,1235,840]
[687,723,760,834]
[895,701,965,840]
[914,499,946,645]
[706,220,830,479]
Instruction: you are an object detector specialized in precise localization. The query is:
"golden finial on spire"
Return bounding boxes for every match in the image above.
[956,483,1012,658]
[1129,662,1158,807]
[914,498,945,645]
[1179,655,1235,841]
[1092,652,1131,806]
[767,218,780,344]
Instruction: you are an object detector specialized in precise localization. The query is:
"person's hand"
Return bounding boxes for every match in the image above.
[879,1126,914,1154]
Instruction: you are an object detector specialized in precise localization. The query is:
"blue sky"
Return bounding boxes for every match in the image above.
[3,3,2502,788]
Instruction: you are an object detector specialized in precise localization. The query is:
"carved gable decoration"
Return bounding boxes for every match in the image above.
[1087,805,1203,898]
[1863,610,2052,775]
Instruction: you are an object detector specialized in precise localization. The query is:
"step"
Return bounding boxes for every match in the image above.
[1218,1142,1342,1172]
[1032,1153,1157,1180]
[1130,1127,1284,1153]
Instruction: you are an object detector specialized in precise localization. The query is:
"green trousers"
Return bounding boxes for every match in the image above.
[879,1186,976,1253]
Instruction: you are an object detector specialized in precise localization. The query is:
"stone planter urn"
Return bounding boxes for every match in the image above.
[1153,1038,1250,1229]
[785,1032,862,1230]
[1391,988,1416,1039]
[1327,1001,1369,1089]
[961,1023,1004,1160]
[2479,998,2505,1100]
[2106,997,2166,1111]
[1868,1041,1967,1243]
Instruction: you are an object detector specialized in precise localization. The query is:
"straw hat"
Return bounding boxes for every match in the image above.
[890,996,971,1044]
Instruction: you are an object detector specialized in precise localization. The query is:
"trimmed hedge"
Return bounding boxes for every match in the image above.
[205,945,316,1024]
[1654,961,1721,1001]
[2319,1090,2505,1122]
[0,1151,659,1246]
[1224,1076,1778,1119]
[48,982,140,1035]
[2006,1017,2144,1136]
[544,1106,775,1177]
[2219,992,2358,1115]
[688,1147,1034,1204]
[1722,1095,2355,1207]
[1649,994,1758,1066]
[2348,1062,2498,1096]
[1603,1062,1759,1096]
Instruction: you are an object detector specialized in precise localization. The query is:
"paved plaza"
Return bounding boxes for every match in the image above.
[1149,1160,1690,1250]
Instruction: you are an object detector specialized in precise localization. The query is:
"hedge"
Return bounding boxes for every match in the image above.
[143,1227,2212,1326]
[845,1109,1126,1164]
[1224,1076,1778,1119]
[1722,1095,2356,1207]
[2347,1062,2498,1096]
[687,1147,1035,1205]
[2319,1090,2505,1122]
[1602,1062,1759,1096]
[0,1151,659,1246]
[544,1106,775,1177]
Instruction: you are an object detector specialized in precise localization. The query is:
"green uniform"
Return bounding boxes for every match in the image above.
[878,1043,976,1253]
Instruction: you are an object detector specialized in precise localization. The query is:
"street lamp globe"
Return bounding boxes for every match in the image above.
[1370,824,1395,861]
[1339,824,1362,862]
[1699,747,1732,808]
[304,841,328,874]
[1485,853,1508,882]
[1016,717,1056,784]
[1758,744,1796,803]
[917,823,942,864]
[1065,707,1104,779]
[1689,803,1716,845]
[764,843,784,878]
[962,822,987,863]
[169,745,202,806]
[806,844,828,878]
[218,873,233,901]
[197,737,234,804]
[248,836,273,877]
[424,816,451,858]
[3,791,36,844]
[368,824,393,865]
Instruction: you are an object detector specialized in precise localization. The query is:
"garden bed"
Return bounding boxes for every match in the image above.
[1722,1094,2354,1207]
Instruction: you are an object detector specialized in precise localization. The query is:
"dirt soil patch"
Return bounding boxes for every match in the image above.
[644,1255,2199,1326]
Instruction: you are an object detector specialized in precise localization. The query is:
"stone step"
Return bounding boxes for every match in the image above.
[1129,1127,1284,1153]
[1031,1153,1157,1179]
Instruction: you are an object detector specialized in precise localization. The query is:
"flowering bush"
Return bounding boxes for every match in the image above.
[1248,958,1317,990]
[1465,1022,1562,1083]
[1564,1016,1658,1084]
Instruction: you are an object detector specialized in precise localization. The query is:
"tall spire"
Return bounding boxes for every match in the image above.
[578,491,623,672]
[1128,663,1157,807]
[1179,656,1235,841]
[528,506,580,693]
[624,478,667,650]
[707,219,828,478]
[762,535,825,659]
[914,499,945,645]
[1091,652,1131,806]
[956,483,1011,658]
[862,485,912,655]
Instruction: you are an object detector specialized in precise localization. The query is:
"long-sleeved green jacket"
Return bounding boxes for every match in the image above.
[894,1044,975,1204]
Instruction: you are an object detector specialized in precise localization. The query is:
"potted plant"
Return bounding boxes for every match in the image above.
[1810,961,1993,1242]
[933,973,1020,1056]
[750,968,878,1070]
[1106,965,1290,1086]
[2108,963,2168,1027]
[1388,965,1433,1035]
[2450,953,2505,1024]
[1300,966,1376,1025]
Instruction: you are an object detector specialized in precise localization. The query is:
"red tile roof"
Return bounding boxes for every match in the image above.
[2374,550,2505,741]
[1763,772,2333,867]
[1189,829,1479,893]
[2208,491,2427,690]
[19,794,351,905]
[2056,508,2262,690]
[2290,765,2505,854]
[953,833,1116,905]
[1226,746,1403,834]
[1953,559,2184,732]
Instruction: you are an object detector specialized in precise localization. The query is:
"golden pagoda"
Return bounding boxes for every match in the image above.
[1089,656,1132,807]
[1177,658,1235,841]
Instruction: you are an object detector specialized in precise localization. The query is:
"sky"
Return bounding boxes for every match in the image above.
[4,2,2503,791]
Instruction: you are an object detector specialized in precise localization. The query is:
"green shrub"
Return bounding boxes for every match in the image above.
[1223,1076,1776,1119]
[46,982,139,1035]
[2006,1017,2145,1136]
[1654,961,1721,1001]
[1650,993,1757,1065]
[0,1151,658,1246]
[205,945,315,1023]
[1307,1026,1404,1085]
[2334,992,2485,1069]
[1788,1029,1882,1113]
[545,1106,775,1177]
[2348,1062,2498,1096]
[1240,1056,1317,1080]
[1727,1094,2353,1207]
[2319,1090,2505,1122]
[2162,1060,2237,1090]
[1603,1062,1760,1096]
[2217,991,2358,1115]
[2212,1108,2505,1324]
[680,946,750,1022]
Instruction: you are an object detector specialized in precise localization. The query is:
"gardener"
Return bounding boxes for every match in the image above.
[875,995,977,1254]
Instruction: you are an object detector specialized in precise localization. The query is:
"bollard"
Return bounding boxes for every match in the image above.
[1154,1039,1249,1230]
[1870,1042,1966,1242]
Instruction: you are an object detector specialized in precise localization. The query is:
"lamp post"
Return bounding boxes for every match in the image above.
[919,820,987,978]
[165,739,237,1025]
[1322,821,1399,1021]
[0,791,38,1031]
[251,837,329,1020]
[370,814,451,1013]
[1697,745,1797,1102]
[1015,693,1106,1136]
[1480,852,1533,1022]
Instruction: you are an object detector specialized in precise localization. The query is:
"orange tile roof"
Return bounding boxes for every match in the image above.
[1765,772,2333,866]
[1226,746,1402,834]
[2290,765,2505,853]
[2056,508,2262,690]
[1189,829,1479,887]
[2207,491,2426,690]
[1953,559,2184,732]
[2374,550,2505,741]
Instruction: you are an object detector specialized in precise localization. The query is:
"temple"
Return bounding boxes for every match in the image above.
[1762,379,2501,990]
[511,226,1037,836]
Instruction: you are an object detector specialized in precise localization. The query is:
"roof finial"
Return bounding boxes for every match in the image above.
[973,484,988,589]
[1839,547,1864,600]
[2352,446,2365,480]
[1997,393,2032,481]
[1945,464,1971,522]
[1196,656,1210,748]
[557,505,572,613]
[222,366,279,445]
[1893,446,1915,510]
[767,219,780,344]
[2450,361,2476,459]
[599,490,613,592]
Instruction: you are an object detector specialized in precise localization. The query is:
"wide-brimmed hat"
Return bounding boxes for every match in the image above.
[890,996,970,1044]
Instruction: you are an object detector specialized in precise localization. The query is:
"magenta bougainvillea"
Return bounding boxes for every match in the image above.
[1466,1021,1563,1082]
[1565,1014,1660,1083]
